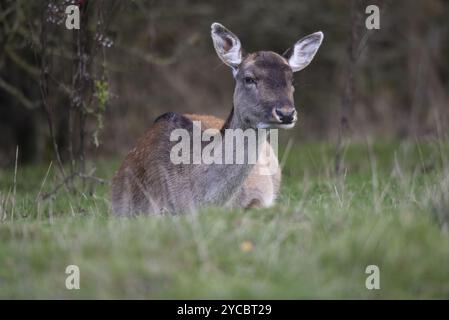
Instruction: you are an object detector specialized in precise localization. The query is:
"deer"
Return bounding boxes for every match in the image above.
[111,23,323,215]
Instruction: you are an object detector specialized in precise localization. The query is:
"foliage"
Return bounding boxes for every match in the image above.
[0,142,448,298]
[2,0,449,166]
[91,79,110,147]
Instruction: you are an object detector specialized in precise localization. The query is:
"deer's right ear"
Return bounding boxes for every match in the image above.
[211,23,242,73]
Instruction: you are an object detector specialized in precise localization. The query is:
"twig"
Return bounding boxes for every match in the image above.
[11,146,18,222]
[78,173,108,185]
[0,76,40,109]
[40,172,109,201]
[335,0,363,176]
[5,46,40,77]
[36,161,53,201]
[280,138,294,171]
[115,33,199,67]
[40,172,77,201]
[1,188,12,222]
[37,5,68,184]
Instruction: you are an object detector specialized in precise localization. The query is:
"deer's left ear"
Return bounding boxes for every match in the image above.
[283,31,324,72]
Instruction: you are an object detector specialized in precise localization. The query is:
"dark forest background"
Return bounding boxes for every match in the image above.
[1,0,448,168]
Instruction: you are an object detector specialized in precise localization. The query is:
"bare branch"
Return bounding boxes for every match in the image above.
[0,76,40,109]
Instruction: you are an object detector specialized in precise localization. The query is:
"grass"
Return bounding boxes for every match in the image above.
[0,140,449,299]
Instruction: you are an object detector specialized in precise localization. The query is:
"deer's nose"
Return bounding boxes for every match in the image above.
[274,106,297,124]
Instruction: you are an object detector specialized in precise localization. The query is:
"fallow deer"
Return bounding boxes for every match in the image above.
[111,23,323,215]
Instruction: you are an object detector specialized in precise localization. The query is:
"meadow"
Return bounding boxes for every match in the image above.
[0,141,448,299]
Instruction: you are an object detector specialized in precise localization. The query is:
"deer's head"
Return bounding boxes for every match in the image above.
[211,23,323,130]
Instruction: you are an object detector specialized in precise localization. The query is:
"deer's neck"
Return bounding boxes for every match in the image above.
[220,106,251,132]
[194,106,264,206]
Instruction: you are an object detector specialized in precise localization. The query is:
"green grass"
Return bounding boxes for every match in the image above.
[1,140,449,299]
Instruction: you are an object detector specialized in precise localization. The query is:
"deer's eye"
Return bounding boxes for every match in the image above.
[244,76,257,86]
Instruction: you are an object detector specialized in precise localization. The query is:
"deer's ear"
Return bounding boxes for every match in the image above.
[211,23,242,71]
[283,31,323,72]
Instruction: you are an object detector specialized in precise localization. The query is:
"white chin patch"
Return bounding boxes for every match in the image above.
[276,123,296,129]
[256,122,271,129]
[256,122,296,129]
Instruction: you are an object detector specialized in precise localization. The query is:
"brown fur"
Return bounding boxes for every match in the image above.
[111,113,281,215]
[110,23,323,215]
[184,114,225,129]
